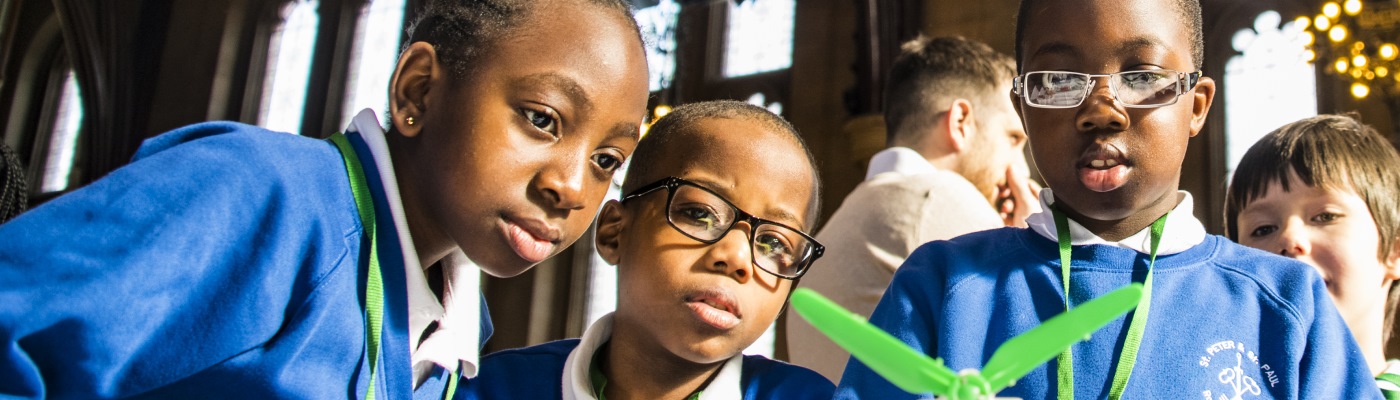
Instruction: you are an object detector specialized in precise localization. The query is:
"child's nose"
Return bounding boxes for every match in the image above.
[536,159,588,211]
[1075,80,1128,133]
[1278,225,1311,257]
[705,224,754,283]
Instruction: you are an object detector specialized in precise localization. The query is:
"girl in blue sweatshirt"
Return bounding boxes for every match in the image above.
[0,0,649,398]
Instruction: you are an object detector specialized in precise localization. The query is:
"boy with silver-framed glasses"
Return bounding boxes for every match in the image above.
[836,0,1380,398]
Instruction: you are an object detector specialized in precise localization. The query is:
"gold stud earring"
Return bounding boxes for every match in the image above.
[406,116,416,126]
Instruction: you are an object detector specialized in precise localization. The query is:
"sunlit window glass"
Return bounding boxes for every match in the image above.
[259,0,321,134]
[342,0,405,127]
[722,0,794,78]
[42,70,82,193]
[745,92,782,116]
[635,0,680,91]
[1224,10,1317,177]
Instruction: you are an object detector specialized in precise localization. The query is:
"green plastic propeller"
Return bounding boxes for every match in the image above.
[790,284,1144,400]
[789,287,958,394]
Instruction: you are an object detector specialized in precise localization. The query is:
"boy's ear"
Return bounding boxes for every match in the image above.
[389,42,441,138]
[943,99,976,152]
[594,200,627,265]
[1186,76,1217,138]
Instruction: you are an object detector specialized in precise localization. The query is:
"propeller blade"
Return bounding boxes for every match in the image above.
[981,283,1144,392]
[789,288,957,395]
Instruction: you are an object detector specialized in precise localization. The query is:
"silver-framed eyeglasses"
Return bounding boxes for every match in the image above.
[1012,69,1202,109]
[621,176,825,280]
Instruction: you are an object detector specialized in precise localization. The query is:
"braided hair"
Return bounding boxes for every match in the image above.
[0,141,27,223]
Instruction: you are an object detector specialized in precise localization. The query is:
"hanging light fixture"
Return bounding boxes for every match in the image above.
[1304,0,1400,98]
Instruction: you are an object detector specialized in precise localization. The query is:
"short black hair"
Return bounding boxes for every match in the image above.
[405,0,640,76]
[1014,0,1204,71]
[0,141,27,223]
[623,100,823,228]
[884,35,1016,147]
[1225,114,1400,259]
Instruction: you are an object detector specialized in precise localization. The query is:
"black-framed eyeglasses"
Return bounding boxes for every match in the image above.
[621,176,825,280]
[1012,69,1202,109]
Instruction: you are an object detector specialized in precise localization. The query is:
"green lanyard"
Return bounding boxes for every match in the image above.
[1377,372,1400,400]
[330,133,458,400]
[1052,208,1167,400]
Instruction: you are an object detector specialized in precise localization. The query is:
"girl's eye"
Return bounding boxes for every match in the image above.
[1249,225,1277,238]
[1312,212,1341,223]
[593,153,623,173]
[522,108,558,135]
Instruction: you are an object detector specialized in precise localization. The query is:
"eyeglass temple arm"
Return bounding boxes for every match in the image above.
[620,178,676,202]
[1182,71,1202,91]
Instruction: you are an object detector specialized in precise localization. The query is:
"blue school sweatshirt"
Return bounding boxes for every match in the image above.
[835,227,1379,399]
[460,338,833,400]
[0,122,490,399]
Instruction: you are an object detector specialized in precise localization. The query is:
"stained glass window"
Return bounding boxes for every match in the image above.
[259,0,320,134]
[1224,10,1317,177]
[41,70,82,193]
[722,0,794,78]
[636,0,680,91]
[342,0,405,127]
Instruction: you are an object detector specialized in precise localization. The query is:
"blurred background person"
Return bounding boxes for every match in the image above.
[785,35,1036,381]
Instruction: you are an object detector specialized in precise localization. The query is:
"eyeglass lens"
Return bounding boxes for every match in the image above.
[666,184,814,278]
[1023,70,1182,107]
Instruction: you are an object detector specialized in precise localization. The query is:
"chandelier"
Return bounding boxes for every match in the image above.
[1303,0,1400,98]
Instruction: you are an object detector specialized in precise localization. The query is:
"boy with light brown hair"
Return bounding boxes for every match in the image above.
[1226,114,1400,396]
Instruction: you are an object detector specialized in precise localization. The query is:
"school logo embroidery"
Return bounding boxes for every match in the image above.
[1198,340,1276,400]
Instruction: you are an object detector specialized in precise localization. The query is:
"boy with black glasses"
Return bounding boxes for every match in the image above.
[461,101,834,399]
[836,0,1379,398]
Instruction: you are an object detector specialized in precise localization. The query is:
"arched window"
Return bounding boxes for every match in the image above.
[636,0,680,91]
[1224,10,1316,176]
[722,0,794,78]
[258,0,321,134]
[40,69,82,193]
[341,0,406,126]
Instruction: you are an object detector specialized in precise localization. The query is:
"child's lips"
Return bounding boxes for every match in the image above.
[1077,143,1131,193]
[685,290,742,330]
[501,217,560,264]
